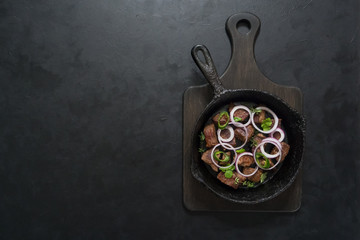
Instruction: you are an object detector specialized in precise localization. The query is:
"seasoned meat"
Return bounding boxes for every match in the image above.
[243,167,263,183]
[237,154,254,167]
[229,103,249,122]
[201,148,218,172]
[212,113,228,126]
[219,128,236,147]
[203,124,218,148]
[253,109,266,124]
[217,171,246,189]
[251,133,266,152]
[234,125,255,142]
[270,142,290,162]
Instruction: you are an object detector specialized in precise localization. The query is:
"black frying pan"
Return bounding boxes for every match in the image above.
[190,13,305,204]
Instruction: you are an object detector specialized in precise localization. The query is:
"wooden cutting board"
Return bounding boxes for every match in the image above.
[183,13,303,211]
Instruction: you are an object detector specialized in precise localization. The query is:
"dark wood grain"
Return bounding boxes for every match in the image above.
[183,13,303,211]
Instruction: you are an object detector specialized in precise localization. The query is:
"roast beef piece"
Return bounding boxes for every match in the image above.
[203,124,219,148]
[229,103,249,122]
[251,133,266,152]
[253,109,266,124]
[219,128,236,147]
[212,113,228,126]
[201,148,218,172]
[234,125,255,142]
[237,154,254,167]
[270,141,290,162]
[243,167,263,183]
[217,171,246,189]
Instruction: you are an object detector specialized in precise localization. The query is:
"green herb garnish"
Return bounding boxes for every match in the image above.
[224,170,233,179]
[255,152,270,168]
[234,177,240,185]
[260,172,268,183]
[236,148,246,154]
[198,148,206,153]
[243,181,255,188]
[218,111,230,130]
[213,151,230,162]
[250,107,262,114]
[219,165,235,172]
[199,131,205,142]
[261,117,272,131]
[234,117,242,122]
[250,137,258,147]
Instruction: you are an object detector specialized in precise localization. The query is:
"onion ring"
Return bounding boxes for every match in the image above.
[270,128,285,142]
[260,138,282,159]
[253,139,282,170]
[230,105,251,126]
[210,143,237,169]
[250,106,279,134]
[219,122,248,150]
[217,126,234,143]
[235,152,259,177]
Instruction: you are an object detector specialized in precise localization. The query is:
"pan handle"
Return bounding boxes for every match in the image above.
[191,45,225,98]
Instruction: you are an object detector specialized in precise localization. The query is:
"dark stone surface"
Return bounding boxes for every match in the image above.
[0,0,359,239]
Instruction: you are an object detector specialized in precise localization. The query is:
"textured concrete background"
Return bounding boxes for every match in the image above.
[0,0,359,239]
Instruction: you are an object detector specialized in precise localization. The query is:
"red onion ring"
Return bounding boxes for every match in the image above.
[253,139,282,170]
[230,105,251,126]
[260,138,281,159]
[217,126,234,143]
[219,122,248,150]
[235,152,259,177]
[250,106,279,134]
[210,143,237,169]
[270,128,285,142]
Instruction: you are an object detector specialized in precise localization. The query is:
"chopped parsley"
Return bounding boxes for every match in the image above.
[243,181,255,188]
[250,107,262,114]
[260,172,268,183]
[234,117,242,122]
[198,148,206,153]
[261,117,272,131]
[199,131,205,142]
[236,148,246,154]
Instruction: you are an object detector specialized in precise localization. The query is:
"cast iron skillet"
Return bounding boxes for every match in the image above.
[190,13,305,204]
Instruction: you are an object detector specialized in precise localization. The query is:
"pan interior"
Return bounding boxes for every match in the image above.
[190,89,305,204]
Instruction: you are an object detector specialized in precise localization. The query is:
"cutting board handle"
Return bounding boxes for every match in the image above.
[222,13,263,85]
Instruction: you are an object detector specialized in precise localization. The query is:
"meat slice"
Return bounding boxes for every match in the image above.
[234,125,255,142]
[229,103,249,122]
[243,167,263,183]
[203,124,218,148]
[212,113,228,126]
[217,171,246,189]
[251,133,266,152]
[237,154,254,167]
[270,142,290,162]
[201,148,218,172]
[253,109,266,124]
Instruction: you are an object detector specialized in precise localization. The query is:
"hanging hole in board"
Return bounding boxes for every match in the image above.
[236,19,251,34]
